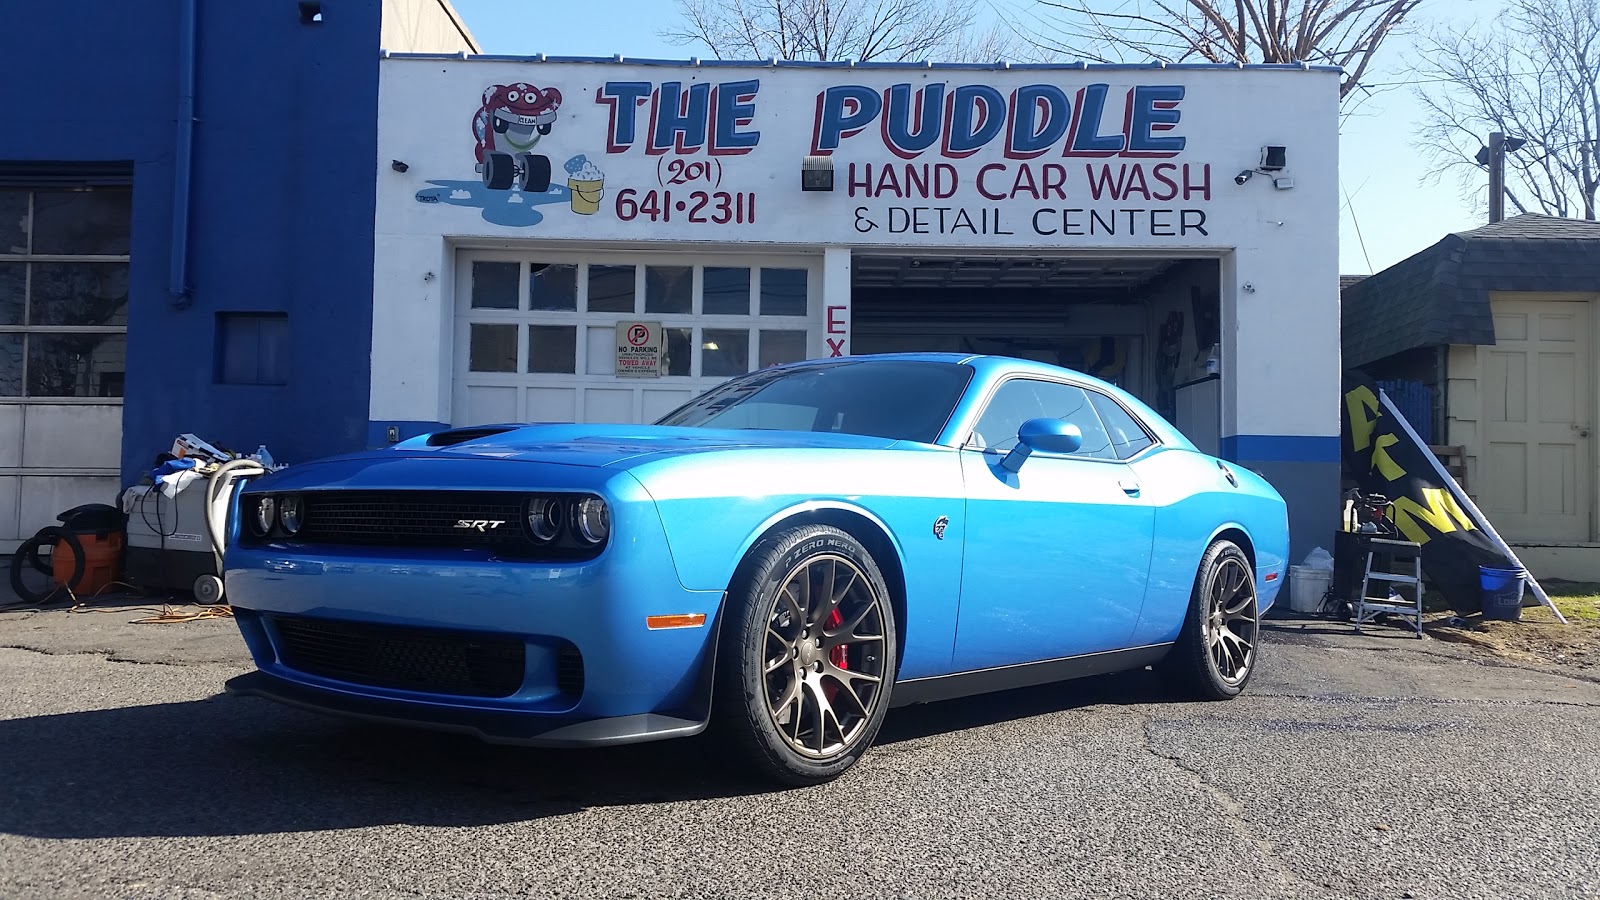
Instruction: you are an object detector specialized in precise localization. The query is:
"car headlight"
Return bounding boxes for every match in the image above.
[573,497,609,544]
[527,496,563,542]
[253,497,276,536]
[278,495,303,535]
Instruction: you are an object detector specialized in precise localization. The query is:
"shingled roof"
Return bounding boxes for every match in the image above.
[1342,214,1600,368]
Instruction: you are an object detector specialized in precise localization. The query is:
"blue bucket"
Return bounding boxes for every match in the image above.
[1479,566,1527,621]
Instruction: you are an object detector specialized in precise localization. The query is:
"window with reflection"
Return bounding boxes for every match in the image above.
[0,186,131,398]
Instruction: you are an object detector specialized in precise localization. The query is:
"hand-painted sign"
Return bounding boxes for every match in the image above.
[615,321,664,377]
[386,59,1336,248]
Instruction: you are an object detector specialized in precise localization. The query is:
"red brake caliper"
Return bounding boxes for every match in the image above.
[824,608,847,703]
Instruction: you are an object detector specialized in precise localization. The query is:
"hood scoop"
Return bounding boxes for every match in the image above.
[425,425,518,447]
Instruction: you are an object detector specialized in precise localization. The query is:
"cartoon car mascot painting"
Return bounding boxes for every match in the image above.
[474,83,561,192]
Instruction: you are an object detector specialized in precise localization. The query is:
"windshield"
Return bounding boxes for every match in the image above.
[655,361,973,443]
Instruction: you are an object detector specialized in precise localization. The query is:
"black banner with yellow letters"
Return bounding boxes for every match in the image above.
[1342,371,1519,613]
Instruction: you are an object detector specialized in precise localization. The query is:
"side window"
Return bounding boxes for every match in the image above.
[968,379,1116,460]
[1089,392,1157,460]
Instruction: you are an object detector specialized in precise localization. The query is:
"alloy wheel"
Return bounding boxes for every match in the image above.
[1206,556,1259,686]
[762,554,888,758]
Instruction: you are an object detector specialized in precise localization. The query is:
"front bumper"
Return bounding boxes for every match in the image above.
[224,473,725,741]
[225,671,706,747]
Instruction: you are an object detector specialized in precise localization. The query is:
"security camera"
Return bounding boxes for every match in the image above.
[1234,169,1254,185]
[391,159,410,173]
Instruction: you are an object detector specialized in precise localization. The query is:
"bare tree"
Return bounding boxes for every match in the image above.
[1016,0,1422,100]
[1414,0,1600,220]
[664,0,995,62]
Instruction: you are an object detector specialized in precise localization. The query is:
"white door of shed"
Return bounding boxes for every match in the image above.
[1478,297,1592,542]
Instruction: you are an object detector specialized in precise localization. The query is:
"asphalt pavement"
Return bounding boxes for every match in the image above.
[1,597,1596,899]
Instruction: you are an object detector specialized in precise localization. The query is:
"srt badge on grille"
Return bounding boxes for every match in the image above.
[455,519,505,531]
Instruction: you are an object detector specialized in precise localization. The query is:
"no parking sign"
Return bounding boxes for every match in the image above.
[615,321,664,377]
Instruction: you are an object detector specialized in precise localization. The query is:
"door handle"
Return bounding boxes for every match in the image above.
[1574,424,1591,438]
[1119,480,1141,496]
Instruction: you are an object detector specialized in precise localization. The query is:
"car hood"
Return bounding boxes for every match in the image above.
[382,423,906,468]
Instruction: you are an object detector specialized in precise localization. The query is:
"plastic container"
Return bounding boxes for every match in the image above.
[1288,565,1333,614]
[1479,565,1527,621]
[51,530,124,597]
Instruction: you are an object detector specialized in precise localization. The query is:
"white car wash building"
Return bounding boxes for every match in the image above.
[372,56,1341,555]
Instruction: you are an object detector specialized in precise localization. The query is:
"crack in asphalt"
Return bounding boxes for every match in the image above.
[1138,712,1326,895]
[0,644,207,668]
[1249,689,1600,709]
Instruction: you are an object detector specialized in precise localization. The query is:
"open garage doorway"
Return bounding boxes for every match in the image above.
[850,253,1224,454]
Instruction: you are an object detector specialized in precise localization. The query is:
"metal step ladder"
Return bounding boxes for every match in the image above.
[1353,537,1425,638]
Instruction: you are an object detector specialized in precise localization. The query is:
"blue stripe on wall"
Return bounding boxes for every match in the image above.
[1220,434,1341,463]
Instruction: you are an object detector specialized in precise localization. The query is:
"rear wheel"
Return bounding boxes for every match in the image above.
[519,153,552,192]
[714,525,896,786]
[1165,539,1259,700]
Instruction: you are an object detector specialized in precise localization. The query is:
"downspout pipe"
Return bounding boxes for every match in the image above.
[169,0,197,309]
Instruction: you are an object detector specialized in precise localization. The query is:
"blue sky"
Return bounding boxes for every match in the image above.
[450,0,1503,275]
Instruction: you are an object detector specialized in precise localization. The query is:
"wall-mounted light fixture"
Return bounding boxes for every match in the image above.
[1259,145,1288,171]
[801,155,834,192]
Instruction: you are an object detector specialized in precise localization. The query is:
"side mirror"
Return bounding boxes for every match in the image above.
[1000,418,1082,472]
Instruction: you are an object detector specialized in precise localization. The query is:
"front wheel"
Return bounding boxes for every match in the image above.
[713,525,897,786]
[1164,539,1260,700]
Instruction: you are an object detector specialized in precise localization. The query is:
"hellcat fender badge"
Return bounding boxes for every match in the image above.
[932,516,949,540]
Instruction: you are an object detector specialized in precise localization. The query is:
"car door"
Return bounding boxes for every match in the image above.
[953,378,1156,670]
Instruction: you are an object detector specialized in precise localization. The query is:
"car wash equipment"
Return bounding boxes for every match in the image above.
[124,452,267,603]
[198,457,269,602]
[7,503,126,604]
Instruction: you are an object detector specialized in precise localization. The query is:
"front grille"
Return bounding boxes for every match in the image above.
[556,644,585,696]
[295,491,531,550]
[270,616,526,698]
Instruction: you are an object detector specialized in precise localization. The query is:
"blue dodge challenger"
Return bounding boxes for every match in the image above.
[224,354,1287,784]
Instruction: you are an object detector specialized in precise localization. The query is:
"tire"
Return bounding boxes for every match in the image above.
[713,524,897,786]
[1164,539,1260,700]
[482,151,515,190]
[192,573,225,605]
[9,527,85,605]
[519,154,552,192]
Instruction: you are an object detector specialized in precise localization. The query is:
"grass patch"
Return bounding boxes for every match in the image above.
[1536,581,1600,624]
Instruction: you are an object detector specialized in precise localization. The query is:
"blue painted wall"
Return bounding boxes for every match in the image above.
[0,0,381,480]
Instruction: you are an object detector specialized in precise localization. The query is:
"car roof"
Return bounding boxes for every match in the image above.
[784,352,1117,389]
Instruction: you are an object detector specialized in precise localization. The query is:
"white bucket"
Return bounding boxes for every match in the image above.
[1287,565,1333,614]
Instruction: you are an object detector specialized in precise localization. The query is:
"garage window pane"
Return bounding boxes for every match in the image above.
[646,265,692,314]
[760,268,807,316]
[0,190,27,254]
[529,263,577,311]
[471,261,520,310]
[702,267,750,315]
[529,325,577,373]
[702,328,749,376]
[32,189,131,255]
[0,333,20,396]
[28,333,126,397]
[29,262,129,326]
[759,330,807,368]
[469,323,518,372]
[664,327,692,376]
[588,265,635,312]
[0,262,23,325]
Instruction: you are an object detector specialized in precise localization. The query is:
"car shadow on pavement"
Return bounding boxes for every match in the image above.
[0,667,1181,840]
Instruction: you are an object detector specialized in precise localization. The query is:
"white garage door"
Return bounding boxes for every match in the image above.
[1,184,128,552]
[453,249,823,427]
